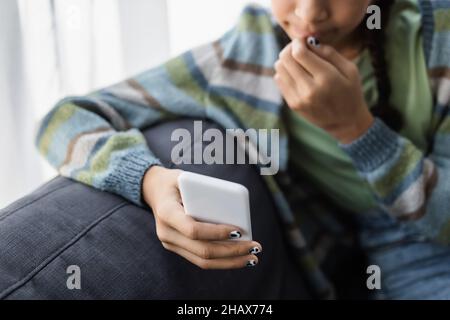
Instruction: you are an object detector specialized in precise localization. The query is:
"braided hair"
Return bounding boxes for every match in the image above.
[364,0,403,131]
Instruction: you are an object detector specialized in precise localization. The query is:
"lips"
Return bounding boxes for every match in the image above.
[289,24,322,39]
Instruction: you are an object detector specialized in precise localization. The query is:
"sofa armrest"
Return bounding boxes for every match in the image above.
[0,119,311,299]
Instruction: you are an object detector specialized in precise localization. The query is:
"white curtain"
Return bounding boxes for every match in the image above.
[0,0,271,208]
[18,0,171,119]
[0,0,42,208]
[0,0,171,208]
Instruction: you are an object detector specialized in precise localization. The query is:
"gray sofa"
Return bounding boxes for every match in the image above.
[0,119,324,299]
[0,118,369,299]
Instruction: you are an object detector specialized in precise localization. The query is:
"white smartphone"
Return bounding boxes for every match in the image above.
[177,171,252,241]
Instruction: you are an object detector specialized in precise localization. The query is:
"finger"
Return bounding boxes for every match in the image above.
[279,43,314,80]
[274,60,300,98]
[291,38,336,79]
[307,41,355,79]
[158,200,244,241]
[275,58,296,85]
[162,242,259,270]
[159,225,263,259]
[274,74,296,108]
[274,64,301,108]
[279,44,314,89]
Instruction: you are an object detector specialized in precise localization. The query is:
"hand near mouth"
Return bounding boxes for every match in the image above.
[274,37,374,144]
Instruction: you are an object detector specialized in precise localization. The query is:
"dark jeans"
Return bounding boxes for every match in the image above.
[0,119,310,299]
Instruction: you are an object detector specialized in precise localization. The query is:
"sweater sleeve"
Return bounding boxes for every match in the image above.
[338,116,450,244]
[35,47,214,207]
[35,3,282,207]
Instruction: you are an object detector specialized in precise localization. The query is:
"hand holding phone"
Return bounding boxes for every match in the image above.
[142,166,261,269]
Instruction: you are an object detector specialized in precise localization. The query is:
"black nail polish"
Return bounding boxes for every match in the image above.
[246,260,257,267]
[229,231,241,239]
[249,246,261,255]
[307,36,320,47]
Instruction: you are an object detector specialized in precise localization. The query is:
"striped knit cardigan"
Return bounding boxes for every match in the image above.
[36,1,450,299]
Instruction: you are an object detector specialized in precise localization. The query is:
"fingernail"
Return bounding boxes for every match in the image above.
[307,36,320,47]
[249,246,262,255]
[246,260,258,267]
[229,231,241,239]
